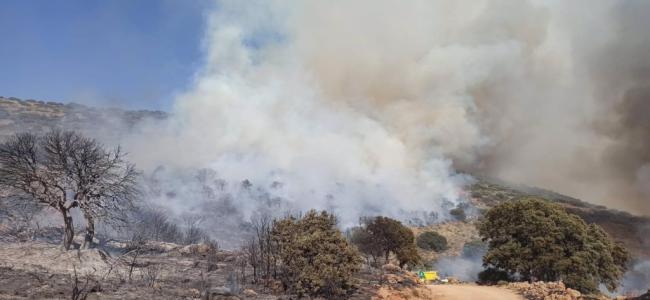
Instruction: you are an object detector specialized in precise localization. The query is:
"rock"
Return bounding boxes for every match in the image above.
[179,243,213,256]
[381,263,401,273]
[447,277,461,284]
[507,281,582,300]
[242,289,257,297]
[187,288,201,298]
[382,274,400,284]
[565,288,581,298]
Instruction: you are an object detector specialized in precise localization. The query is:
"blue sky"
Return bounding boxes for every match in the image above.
[0,0,212,111]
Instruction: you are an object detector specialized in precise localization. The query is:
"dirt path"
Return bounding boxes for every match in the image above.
[426,284,524,300]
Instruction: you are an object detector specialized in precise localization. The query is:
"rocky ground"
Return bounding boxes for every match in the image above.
[0,239,263,299]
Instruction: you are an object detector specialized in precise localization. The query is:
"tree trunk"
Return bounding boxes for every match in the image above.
[81,212,95,249]
[61,208,74,250]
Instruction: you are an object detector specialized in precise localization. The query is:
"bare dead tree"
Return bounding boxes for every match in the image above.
[182,214,207,245]
[143,263,162,288]
[0,193,42,240]
[40,130,139,249]
[252,213,276,286]
[205,240,220,272]
[0,131,139,250]
[134,206,182,243]
[125,233,146,282]
[0,133,77,249]
[244,237,260,283]
[71,266,98,300]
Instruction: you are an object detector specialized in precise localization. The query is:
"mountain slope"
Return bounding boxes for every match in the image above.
[1,95,647,258]
[469,177,650,258]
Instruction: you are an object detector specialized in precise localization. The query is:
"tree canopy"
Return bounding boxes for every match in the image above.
[416,231,448,252]
[478,197,630,293]
[350,216,420,268]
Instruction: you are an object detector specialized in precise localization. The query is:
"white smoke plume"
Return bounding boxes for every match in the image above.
[118,0,650,228]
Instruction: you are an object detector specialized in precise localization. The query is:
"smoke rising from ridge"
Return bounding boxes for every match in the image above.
[120,0,650,219]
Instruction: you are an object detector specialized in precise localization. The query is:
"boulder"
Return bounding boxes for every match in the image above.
[242,289,258,297]
[507,281,581,300]
[565,288,581,299]
[187,288,201,298]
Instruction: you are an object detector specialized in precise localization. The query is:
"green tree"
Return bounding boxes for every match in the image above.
[349,226,383,265]
[478,197,630,293]
[351,216,420,269]
[416,231,449,252]
[272,210,361,298]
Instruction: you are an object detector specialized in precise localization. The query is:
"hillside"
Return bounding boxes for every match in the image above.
[0,95,648,258]
[0,95,648,298]
[0,96,165,139]
[468,178,650,258]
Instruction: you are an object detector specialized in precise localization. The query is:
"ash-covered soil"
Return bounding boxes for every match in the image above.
[0,239,278,300]
[0,238,403,300]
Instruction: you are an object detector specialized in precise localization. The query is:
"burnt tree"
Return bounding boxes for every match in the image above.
[0,133,77,249]
[0,130,139,250]
[41,130,139,249]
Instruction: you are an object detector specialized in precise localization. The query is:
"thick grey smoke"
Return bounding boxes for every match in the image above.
[119,0,650,226]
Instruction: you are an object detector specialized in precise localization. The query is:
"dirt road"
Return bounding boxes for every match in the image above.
[426,284,524,300]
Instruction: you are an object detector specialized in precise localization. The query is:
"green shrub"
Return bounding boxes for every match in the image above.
[272,211,362,298]
[477,268,512,284]
[478,197,630,293]
[450,207,466,221]
[416,231,448,252]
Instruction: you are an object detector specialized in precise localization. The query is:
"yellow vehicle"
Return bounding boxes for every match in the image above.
[418,270,439,282]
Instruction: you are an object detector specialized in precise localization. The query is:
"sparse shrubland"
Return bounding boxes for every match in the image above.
[478,197,631,293]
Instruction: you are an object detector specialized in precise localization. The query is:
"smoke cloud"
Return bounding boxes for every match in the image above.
[119,0,650,226]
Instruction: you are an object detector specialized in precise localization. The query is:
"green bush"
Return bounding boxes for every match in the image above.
[477,268,512,284]
[272,211,362,298]
[416,231,448,252]
[450,207,466,221]
[478,197,630,293]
